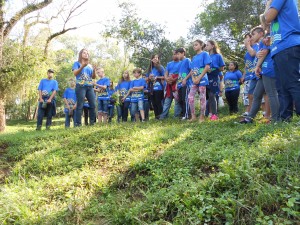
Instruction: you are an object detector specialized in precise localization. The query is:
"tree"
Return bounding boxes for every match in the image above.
[0,0,53,132]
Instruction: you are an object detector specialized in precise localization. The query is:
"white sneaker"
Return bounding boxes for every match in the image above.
[181,117,187,120]
[242,112,249,117]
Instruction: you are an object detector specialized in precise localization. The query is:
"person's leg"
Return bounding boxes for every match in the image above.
[263,76,280,122]
[225,91,233,114]
[45,102,54,129]
[208,89,217,115]
[65,113,70,128]
[130,102,138,122]
[154,90,164,117]
[102,100,109,123]
[243,80,250,114]
[188,85,197,120]
[123,101,130,121]
[138,100,145,121]
[247,79,265,119]
[144,101,150,121]
[231,89,241,113]
[36,102,45,130]
[160,97,172,119]
[199,86,206,122]
[83,107,89,125]
[117,103,122,122]
[86,86,96,125]
[75,85,86,126]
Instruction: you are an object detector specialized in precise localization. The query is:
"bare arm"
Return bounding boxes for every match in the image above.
[38,90,43,102]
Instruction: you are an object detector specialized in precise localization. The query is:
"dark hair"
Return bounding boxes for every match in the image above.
[175,47,186,54]
[251,26,264,35]
[119,70,130,83]
[207,40,221,54]
[229,61,239,71]
[47,69,55,73]
[147,54,162,74]
[194,39,206,50]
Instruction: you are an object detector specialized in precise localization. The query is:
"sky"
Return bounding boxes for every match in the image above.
[66,0,204,41]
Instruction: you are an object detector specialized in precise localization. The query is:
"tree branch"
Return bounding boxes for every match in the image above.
[3,0,53,41]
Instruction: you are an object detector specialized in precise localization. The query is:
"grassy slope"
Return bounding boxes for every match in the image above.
[0,112,299,225]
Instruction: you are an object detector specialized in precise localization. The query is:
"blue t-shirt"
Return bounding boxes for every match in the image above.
[224,70,243,91]
[258,41,275,78]
[130,78,146,103]
[244,44,259,81]
[38,79,58,98]
[209,53,225,70]
[191,51,211,86]
[270,0,300,57]
[144,83,149,102]
[166,61,181,75]
[72,61,94,86]
[115,81,131,102]
[146,66,165,91]
[96,77,110,100]
[63,88,76,112]
[177,58,192,89]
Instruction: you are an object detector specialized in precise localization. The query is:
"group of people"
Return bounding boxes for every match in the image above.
[36,0,300,130]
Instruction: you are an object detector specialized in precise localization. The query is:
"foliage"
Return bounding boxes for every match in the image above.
[0,111,299,224]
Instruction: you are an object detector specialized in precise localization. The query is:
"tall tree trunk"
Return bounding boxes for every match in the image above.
[0,97,5,132]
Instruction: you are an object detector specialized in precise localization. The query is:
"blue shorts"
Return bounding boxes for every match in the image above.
[248,79,258,95]
[130,100,144,116]
[98,99,109,113]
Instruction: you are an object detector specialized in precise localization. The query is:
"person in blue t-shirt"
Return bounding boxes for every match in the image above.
[175,47,192,120]
[240,32,280,124]
[206,40,225,120]
[36,69,58,130]
[63,78,77,128]
[115,70,131,122]
[83,98,90,125]
[146,54,165,119]
[224,62,243,114]
[72,48,96,126]
[94,67,110,124]
[142,74,150,121]
[124,68,146,122]
[263,0,300,120]
[242,32,260,117]
[159,51,181,119]
[108,81,116,123]
[187,39,211,122]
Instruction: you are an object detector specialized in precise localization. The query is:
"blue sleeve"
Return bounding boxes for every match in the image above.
[218,54,225,67]
[105,78,110,87]
[270,0,286,12]
[160,66,165,76]
[115,83,120,91]
[37,80,43,90]
[142,79,146,87]
[237,70,243,79]
[54,80,59,91]
[166,62,171,73]
[204,52,211,66]
[63,89,68,98]
[72,61,80,71]
[130,81,134,89]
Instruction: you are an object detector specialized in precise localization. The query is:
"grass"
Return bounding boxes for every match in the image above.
[0,106,299,225]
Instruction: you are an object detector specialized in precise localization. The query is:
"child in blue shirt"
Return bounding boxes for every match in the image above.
[224,62,243,114]
[36,69,58,130]
[115,71,131,122]
[175,47,192,120]
[63,78,77,128]
[94,67,110,124]
[187,39,211,122]
[206,40,225,120]
[124,68,146,122]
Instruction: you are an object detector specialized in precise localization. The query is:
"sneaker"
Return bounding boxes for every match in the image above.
[181,117,187,120]
[210,114,218,121]
[239,118,252,124]
[46,126,51,130]
[242,112,249,117]
[36,126,42,131]
[208,113,212,118]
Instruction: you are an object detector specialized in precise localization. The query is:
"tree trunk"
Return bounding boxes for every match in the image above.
[0,97,5,132]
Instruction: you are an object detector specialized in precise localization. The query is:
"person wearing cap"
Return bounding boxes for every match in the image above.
[36,69,58,130]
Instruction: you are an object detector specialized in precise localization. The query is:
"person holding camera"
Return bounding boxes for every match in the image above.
[36,69,58,130]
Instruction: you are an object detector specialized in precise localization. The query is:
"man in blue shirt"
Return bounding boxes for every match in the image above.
[263,0,300,120]
[36,69,58,130]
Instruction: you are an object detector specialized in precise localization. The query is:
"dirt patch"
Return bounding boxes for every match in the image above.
[201,165,220,175]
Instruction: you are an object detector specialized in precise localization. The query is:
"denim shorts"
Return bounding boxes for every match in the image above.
[248,79,258,95]
[130,100,144,115]
[98,99,109,113]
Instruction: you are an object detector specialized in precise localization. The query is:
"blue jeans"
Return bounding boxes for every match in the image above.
[159,97,181,119]
[108,105,115,122]
[117,101,130,122]
[130,100,144,119]
[37,101,54,127]
[65,110,76,127]
[144,101,150,121]
[273,45,300,120]
[75,85,96,126]
[98,99,109,113]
